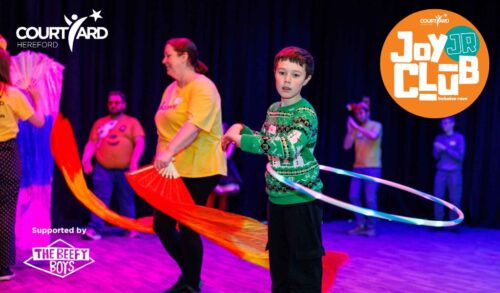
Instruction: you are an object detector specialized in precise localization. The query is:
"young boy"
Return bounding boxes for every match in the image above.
[222,46,324,292]
[433,116,464,222]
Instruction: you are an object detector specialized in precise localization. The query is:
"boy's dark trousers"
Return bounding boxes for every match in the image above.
[268,200,324,293]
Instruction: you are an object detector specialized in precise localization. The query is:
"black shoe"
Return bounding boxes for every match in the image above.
[165,275,187,293]
[348,225,365,235]
[0,267,14,281]
[179,284,200,293]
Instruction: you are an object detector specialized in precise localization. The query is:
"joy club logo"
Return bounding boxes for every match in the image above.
[380,9,489,118]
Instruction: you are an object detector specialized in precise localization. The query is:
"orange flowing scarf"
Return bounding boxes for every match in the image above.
[50,115,348,292]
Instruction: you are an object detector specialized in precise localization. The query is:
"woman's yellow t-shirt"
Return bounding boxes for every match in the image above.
[155,74,227,178]
[0,86,35,142]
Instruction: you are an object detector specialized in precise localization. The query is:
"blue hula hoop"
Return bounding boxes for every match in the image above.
[266,163,464,227]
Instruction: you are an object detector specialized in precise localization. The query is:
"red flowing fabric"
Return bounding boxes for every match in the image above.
[125,155,348,292]
[51,115,348,292]
[50,115,153,233]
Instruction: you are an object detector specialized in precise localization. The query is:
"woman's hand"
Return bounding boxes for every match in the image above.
[154,149,174,170]
[27,82,39,97]
[158,162,178,178]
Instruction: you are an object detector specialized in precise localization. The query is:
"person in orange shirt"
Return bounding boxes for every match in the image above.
[81,91,145,240]
[0,47,45,281]
[153,38,226,293]
[343,97,382,237]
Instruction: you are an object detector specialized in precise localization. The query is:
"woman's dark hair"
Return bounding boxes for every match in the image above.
[167,38,208,74]
[0,49,11,94]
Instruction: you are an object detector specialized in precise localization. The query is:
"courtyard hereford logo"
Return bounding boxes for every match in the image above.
[380,9,489,118]
[16,9,108,52]
[24,239,94,278]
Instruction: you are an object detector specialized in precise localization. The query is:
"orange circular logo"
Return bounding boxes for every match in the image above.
[380,9,489,118]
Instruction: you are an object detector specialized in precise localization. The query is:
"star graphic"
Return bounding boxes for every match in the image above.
[90,9,102,22]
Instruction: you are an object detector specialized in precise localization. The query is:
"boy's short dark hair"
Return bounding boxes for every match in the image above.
[108,91,126,102]
[274,46,314,78]
[441,116,455,123]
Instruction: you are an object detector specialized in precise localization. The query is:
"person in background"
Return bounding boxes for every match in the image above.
[81,91,145,240]
[433,116,464,225]
[343,97,382,237]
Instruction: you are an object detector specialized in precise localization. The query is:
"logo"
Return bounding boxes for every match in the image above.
[380,9,489,118]
[16,9,107,52]
[24,239,95,278]
[419,14,450,27]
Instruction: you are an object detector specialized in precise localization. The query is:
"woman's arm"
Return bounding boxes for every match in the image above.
[26,86,45,128]
[154,122,201,169]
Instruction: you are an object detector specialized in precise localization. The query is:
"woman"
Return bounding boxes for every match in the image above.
[0,48,45,281]
[153,38,226,293]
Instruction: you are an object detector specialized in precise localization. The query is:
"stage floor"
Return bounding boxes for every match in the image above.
[1,220,499,293]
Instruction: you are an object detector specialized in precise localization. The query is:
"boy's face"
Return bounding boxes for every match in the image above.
[274,60,311,101]
[441,118,455,133]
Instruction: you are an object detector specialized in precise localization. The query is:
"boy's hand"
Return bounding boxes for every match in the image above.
[225,123,244,136]
[221,134,241,151]
[222,123,243,151]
